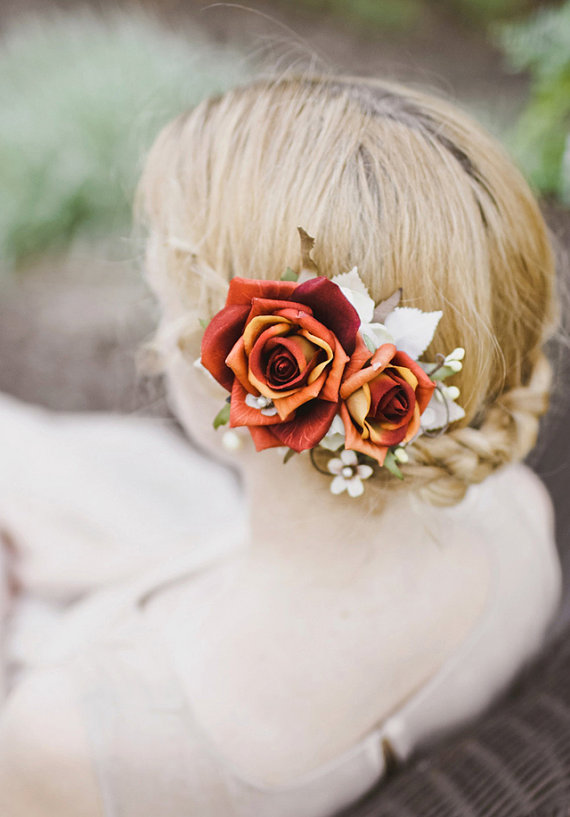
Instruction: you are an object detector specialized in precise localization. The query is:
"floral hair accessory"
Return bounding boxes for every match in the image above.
[199,229,465,496]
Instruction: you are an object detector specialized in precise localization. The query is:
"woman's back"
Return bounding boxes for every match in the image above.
[0,416,560,816]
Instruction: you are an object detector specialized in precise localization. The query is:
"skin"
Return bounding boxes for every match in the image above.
[0,332,559,811]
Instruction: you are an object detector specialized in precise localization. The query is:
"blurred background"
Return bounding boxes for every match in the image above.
[1,0,569,606]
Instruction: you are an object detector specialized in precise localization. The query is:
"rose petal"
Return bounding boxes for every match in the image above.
[294,277,360,354]
[366,420,407,447]
[342,334,374,381]
[201,304,250,390]
[345,384,371,431]
[340,402,389,466]
[225,338,256,394]
[245,297,313,326]
[248,331,317,394]
[229,381,289,428]
[226,278,298,307]
[272,371,328,420]
[247,425,283,451]
[368,373,401,415]
[402,403,421,443]
[270,399,338,452]
[340,343,397,400]
[243,315,291,355]
[391,351,436,413]
[319,337,349,402]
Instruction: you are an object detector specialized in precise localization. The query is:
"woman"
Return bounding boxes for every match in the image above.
[0,76,561,816]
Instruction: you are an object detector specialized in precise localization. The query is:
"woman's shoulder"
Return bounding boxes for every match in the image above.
[452,462,556,543]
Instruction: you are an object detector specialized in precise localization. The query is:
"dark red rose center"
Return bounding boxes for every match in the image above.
[261,333,322,391]
[267,348,299,385]
[368,369,416,426]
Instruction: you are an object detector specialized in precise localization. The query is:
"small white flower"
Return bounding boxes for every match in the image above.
[327,449,373,498]
[222,430,243,452]
[446,347,465,362]
[245,393,278,416]
[394,446,409,463]
[320,414,346,451]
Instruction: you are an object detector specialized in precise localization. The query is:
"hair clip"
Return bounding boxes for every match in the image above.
[198,229,464,497]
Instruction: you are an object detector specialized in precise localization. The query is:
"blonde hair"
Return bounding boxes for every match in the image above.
[138,75,556,506]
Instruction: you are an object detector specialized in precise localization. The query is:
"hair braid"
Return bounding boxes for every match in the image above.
[402,355,552,506]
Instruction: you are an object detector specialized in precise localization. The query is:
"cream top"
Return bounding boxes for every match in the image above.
[0,393,562,817]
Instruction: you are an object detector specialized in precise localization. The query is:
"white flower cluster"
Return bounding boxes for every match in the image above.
[318,267,466,497]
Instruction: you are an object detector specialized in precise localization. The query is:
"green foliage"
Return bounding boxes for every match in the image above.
[445,0,532,26]
[383,450,404,480]
[0,10,249,269]
[289,0,424,34]
[213,402,231,429]
[498,2,570,203]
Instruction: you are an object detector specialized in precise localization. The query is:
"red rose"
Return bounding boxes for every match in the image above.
[339,337,436,465]
[201,277,360,452]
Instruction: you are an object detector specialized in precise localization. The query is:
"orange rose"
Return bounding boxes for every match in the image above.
[339,337,436,465]
[201,277,360,452]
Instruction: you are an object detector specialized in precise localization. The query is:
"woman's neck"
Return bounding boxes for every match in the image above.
[241,450,413,581]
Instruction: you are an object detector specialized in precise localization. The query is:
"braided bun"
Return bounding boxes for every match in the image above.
[404,354,552,506]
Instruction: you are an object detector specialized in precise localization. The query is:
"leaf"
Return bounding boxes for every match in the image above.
[431,364,457,382]
[383,307,442,360]
[332,267,375,323]
[362,333,377,354]
[383,450,404,480]
[297,227,320,277]
[198,317,209,330]
[213,402,231,429]
[283,448,297,464]
[373,288,402,323]
[281,266,298,282]
[331,267,370,297]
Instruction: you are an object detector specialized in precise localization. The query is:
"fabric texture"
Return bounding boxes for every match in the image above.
[340,393,570,817]
[0,392,565,816]
[342,623,570,817]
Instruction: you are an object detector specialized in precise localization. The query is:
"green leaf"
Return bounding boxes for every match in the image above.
[283,448,297,464]
[213,402,231,429]
[198,317,209,330]
[383,450,404,480]
[362,334,377,354]
[281,267,299,282]
[430,364,457,381]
